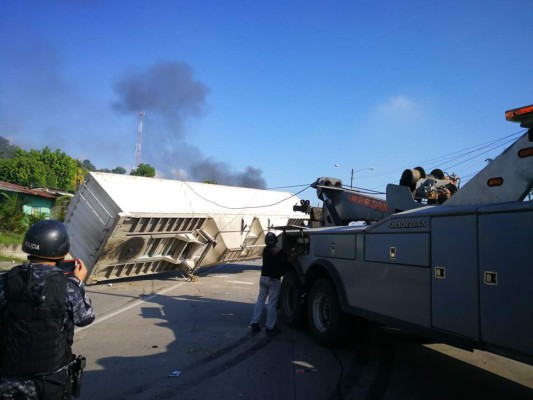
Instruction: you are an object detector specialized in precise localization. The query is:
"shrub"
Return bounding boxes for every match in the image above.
[0,193,25,233]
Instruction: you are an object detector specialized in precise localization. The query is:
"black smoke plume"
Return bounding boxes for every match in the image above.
[190,159,266,189]
[111,61,266,189]
[112,61,208,133]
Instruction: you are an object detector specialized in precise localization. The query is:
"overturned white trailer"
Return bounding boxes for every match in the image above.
[64,172,307,285]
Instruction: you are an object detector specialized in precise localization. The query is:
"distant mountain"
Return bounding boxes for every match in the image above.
[0,137,19,159]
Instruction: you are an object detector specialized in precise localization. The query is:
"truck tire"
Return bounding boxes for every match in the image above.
[280,269,306,328]
[307,278,343,346]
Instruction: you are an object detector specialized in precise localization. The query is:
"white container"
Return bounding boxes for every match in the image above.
[64,172,307,285]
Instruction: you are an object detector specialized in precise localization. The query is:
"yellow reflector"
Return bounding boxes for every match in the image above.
[518,147,533,158]
[506,105,533,121]
[487,177,504,187]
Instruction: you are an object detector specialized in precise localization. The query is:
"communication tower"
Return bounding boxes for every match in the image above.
[135,111,145,166]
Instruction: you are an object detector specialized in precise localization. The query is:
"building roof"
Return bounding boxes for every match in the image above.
[0,181,60,200]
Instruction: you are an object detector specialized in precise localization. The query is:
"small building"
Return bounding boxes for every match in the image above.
[0,181,69,218]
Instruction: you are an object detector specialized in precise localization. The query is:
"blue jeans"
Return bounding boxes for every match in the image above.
[250,276,281,330]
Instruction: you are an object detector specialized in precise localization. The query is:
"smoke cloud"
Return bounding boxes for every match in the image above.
[112,62,208,133]
[111,61,267,189]
[189,159,266,189]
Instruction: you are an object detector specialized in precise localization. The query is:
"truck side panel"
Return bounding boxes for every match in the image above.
[431,215,479,339]
[362,227,431,327]
[344,263,431,327]
[314,233,356,259]
[365,233,429,266]
[311,231,431,328]
[479,205,533,356]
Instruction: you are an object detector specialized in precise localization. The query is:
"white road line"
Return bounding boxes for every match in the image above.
[75,264,228,333]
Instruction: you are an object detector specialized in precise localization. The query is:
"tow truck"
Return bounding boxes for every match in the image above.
[278,104,533,366]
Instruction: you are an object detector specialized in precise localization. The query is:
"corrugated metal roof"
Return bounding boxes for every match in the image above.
[0,181,58,199]
[89,172,302,216]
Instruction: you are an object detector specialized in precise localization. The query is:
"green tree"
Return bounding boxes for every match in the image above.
[51,195,72,221]
[112,166,127,174]
[96,166,127,174]
[0,192,26,233]
[21,212,47,233]
[72,161,88,190]
[0,149,52,188]
[0,147,79,192]
[82,159,96,171]
[130,163,156,177]
[39,147,78,191]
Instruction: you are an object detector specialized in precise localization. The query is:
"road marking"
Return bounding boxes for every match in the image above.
[75,264,228,333]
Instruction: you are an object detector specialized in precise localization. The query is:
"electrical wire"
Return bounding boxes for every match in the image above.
[410,131,523,168]
[366,129,526,190]
[369,130,524,181]
[180,180,313,210]
[444,137,517,169]
[175,130,526,207]
[266,183,311,190]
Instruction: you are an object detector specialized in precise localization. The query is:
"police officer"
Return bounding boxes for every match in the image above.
[249,232,291,333]
[0,219,95,399]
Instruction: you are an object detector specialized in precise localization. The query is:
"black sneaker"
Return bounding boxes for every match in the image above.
[251,323,261,333]
[266,327,281,333]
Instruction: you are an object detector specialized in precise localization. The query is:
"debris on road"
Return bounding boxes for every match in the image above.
[168,370,182,377]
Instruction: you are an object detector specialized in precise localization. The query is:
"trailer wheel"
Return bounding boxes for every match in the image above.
[307,278,343,346]
[280,269,306,328]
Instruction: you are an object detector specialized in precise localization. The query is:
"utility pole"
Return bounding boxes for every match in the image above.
[350,167,374,188]
[335,164,374,188]
[135,111,145,166]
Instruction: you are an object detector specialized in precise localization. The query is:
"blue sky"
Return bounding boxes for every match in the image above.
[1,0,532,200]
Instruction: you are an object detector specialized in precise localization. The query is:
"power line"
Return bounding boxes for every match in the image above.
[180,180,312,210]
[362,129,526,191]
[413,131,523,168]
[266,183,312,190]
[177,130,527,206]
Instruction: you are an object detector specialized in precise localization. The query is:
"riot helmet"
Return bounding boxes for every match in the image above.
[265,232,278,246]
[22,219,70,260]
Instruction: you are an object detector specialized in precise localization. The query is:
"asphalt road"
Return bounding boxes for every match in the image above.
[2,261,533,399]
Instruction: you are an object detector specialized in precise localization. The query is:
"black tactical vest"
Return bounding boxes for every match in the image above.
[0,264,73,375]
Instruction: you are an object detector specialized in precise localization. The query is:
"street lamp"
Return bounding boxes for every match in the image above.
[334,164,374,188]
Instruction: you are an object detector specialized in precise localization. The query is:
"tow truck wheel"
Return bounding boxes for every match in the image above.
[280,269,306,328]
[307,278,343,346]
